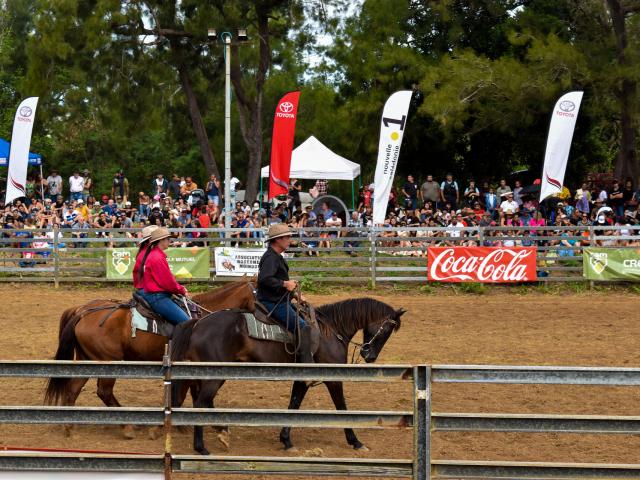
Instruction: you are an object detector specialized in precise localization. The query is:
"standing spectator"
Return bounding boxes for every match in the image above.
[463,180,480,207]
[153,174,168,195]
[609,180,624,218]
[46,170,63,202]
[495,179,511,198]
[314,179,328,197]
[205,174,221,207]
[111,170,129,202]
[575,183,591,214]
[288,178,302,214]
[421,175,440,207]
[168,174,181,199]
[623,179,636,210]
[229,175,241,203]
[440,173,459,210]
[81,169,92,201]
[68,170,84,202]
[512,180,523,207]
[402,174,419,210]
[345,211,362,257]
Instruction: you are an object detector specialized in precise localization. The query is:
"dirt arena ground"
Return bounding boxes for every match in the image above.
[1,284,640,479]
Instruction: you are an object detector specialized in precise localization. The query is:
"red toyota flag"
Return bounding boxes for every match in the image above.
[268,91,301,199]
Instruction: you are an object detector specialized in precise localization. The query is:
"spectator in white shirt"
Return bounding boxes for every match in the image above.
[499,191,519,223]
[69,170,85,202]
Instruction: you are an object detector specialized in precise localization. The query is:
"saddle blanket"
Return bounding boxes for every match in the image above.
[243,312,292,344]
[131,307,175,338]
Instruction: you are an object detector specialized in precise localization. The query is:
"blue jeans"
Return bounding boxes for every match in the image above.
[260,299,307,333]
[70,192,83,201]
[141,292,190,325]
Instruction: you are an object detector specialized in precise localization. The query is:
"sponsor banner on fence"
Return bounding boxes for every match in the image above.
[214,247,266,276]
[106,247,210,280]
[583,248,640,281]
[427,247,537,283]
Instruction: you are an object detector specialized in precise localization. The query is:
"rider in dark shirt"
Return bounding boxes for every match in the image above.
[257,224,313,362]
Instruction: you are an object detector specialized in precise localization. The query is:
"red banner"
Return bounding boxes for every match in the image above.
[268,91,301,199]
[427,247,537,283]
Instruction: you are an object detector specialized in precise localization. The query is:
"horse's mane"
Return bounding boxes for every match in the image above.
[315,298,399,337]
[192,277,255,304]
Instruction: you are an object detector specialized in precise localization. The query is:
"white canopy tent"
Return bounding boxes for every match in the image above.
[260,135,361,207]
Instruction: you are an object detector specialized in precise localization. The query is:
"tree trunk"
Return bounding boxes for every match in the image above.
[177,62,221,179]
[607,0,638,183]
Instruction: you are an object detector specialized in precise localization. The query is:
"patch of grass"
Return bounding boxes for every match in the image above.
[418,284,435,295]
[455,282,487,295]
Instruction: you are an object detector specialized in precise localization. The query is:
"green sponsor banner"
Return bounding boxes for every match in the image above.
[106,247,210,280]
[583,247,640,281]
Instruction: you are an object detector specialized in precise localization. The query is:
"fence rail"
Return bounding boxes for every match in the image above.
[0,225,636,284]
[1,360,640,478]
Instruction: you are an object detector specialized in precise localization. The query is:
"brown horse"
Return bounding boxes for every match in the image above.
[170,297,405,455]
[44,278,255,438]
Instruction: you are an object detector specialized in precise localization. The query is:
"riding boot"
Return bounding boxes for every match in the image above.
[298,325,314,363]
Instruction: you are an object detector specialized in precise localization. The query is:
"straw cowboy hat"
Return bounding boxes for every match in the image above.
[149,227,172,244]
[139,225,159,244]
[266,224,292,241]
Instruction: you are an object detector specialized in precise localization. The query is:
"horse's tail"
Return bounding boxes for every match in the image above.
[170,319,196,362]
[44,309,81,405]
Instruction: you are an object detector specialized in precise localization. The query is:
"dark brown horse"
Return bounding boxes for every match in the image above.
[170,297,405,455]
[44,278,256,438]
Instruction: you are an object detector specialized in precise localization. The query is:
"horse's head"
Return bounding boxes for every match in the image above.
[360,307,405,363]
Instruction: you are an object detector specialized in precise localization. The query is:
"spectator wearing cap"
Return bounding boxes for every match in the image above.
[69,170,84,202]
[46,170,63,202]
[74,199,90,220]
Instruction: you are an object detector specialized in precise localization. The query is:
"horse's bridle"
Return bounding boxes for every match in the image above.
[334,315,398,363]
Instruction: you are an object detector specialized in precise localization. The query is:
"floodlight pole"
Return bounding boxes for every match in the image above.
[223,33,232,229]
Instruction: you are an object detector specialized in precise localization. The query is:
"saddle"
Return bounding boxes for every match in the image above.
[129,291,191,338]
[243,301,320,355]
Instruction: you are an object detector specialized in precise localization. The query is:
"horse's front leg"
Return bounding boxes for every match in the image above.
[325,381,368,451]
[279,380,310,450]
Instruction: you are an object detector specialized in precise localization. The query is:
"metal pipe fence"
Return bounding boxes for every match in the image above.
[1,361,640,478]
[0,225,636,284]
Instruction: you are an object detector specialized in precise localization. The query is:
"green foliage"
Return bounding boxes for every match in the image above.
[0,0,637,198]
[455,282,486,295]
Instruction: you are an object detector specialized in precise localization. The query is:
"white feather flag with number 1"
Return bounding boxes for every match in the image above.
[372,91,413,225]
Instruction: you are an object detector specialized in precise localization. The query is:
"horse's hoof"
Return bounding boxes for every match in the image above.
[148,427,162,440]
[123,425,135,439]
[285,446,299,453]
[217,430,230,449]
[355,444,370,452]
[196,447,210,456]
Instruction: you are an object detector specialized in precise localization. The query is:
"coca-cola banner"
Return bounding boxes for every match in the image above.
[427,247,537,283]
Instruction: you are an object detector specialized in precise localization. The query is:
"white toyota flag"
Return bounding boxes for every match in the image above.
[539,91,583,202]
[373,90,413,225]
[5,97,39,204]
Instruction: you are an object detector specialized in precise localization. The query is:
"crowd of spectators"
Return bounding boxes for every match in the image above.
[1,168,639,260]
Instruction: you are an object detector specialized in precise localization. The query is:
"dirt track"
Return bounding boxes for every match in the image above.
[1,284,639,479]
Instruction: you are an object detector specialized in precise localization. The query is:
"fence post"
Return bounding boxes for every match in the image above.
[478,226,484,246]
[588,225,595,290]
[53,225,60,288]
[413,365,431,480]
[370,226,377,288]
[162,342,173,480]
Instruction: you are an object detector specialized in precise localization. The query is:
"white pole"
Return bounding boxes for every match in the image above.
[39,163,45,202]
[224,35,232,229]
